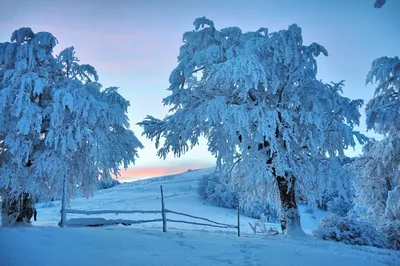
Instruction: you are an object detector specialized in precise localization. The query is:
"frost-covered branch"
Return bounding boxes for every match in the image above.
[374,0,386,8]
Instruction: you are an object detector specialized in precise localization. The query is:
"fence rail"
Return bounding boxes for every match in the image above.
[62,185,240,237]
[66,218,163,227]
[165,209,237,228]
[166,219,237,229]
[66,209,162,215]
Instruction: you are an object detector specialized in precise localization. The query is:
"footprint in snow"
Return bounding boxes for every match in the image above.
[176,240,195,250]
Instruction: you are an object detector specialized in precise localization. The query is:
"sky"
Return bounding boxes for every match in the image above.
[0,0,399,180]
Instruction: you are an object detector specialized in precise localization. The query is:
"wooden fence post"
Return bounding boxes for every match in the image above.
[237,203,240,237]
[160,185,167,232]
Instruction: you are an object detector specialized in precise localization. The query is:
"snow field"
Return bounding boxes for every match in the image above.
[1,168,399,266]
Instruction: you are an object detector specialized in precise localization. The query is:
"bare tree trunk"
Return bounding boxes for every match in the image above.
[276,175,305,236]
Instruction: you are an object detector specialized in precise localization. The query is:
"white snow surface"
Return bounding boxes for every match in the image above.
[0,168,399,266]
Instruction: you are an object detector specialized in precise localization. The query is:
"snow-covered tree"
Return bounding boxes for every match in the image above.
[347,56,400,222]
[0,28,143,225]
[139,18,365,235]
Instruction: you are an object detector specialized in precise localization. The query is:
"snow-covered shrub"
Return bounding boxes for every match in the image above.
[316,191,335,210]
[240,199,279,221]
[327,197,353,217]
[198,172,279,221]
[197,173,238,209]
[98,179,121,190]
[379,221,400,250]
[312,157,356,211]
[314,214,386,248]
[197,173,214,198]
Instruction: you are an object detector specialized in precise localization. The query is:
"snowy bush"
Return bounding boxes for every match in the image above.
[197,173,238,209]
[197,173,213,198]
[379,221,400,250]
[312,157,356,211]
[198,172,279,221]
[98,179,121,190]
[327,197,353,217]
[314,214,386,248]
[240,199,279,221]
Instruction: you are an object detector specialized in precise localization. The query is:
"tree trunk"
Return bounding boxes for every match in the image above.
[276,175,305,236]
[1,189,10,226]
[59,174,68,227]
[1,191,35,226]
[17,193,34,222]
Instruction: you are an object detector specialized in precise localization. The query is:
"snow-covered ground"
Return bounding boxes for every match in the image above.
[0,168,399,266]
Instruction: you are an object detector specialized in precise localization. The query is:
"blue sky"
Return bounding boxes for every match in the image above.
[0,0,399,179]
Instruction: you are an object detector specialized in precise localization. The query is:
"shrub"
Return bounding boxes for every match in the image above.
[327,197,353,217]
[98,178,121,190]
[317,192,336,210]
[240,199,279,222]
[197,173,238,209]
[314,214,386,248]
[379,221,400,250]
[197,173,279,221]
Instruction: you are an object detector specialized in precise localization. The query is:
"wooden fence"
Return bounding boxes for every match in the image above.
[61,185,240,237]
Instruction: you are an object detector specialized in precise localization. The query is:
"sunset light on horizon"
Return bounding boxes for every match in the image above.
[118,163,215,181]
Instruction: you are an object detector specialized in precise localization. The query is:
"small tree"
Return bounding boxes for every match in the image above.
[139,18,365,235]
[0,28,143,225]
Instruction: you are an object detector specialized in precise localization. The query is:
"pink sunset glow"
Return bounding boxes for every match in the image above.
[118,164,214,181]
